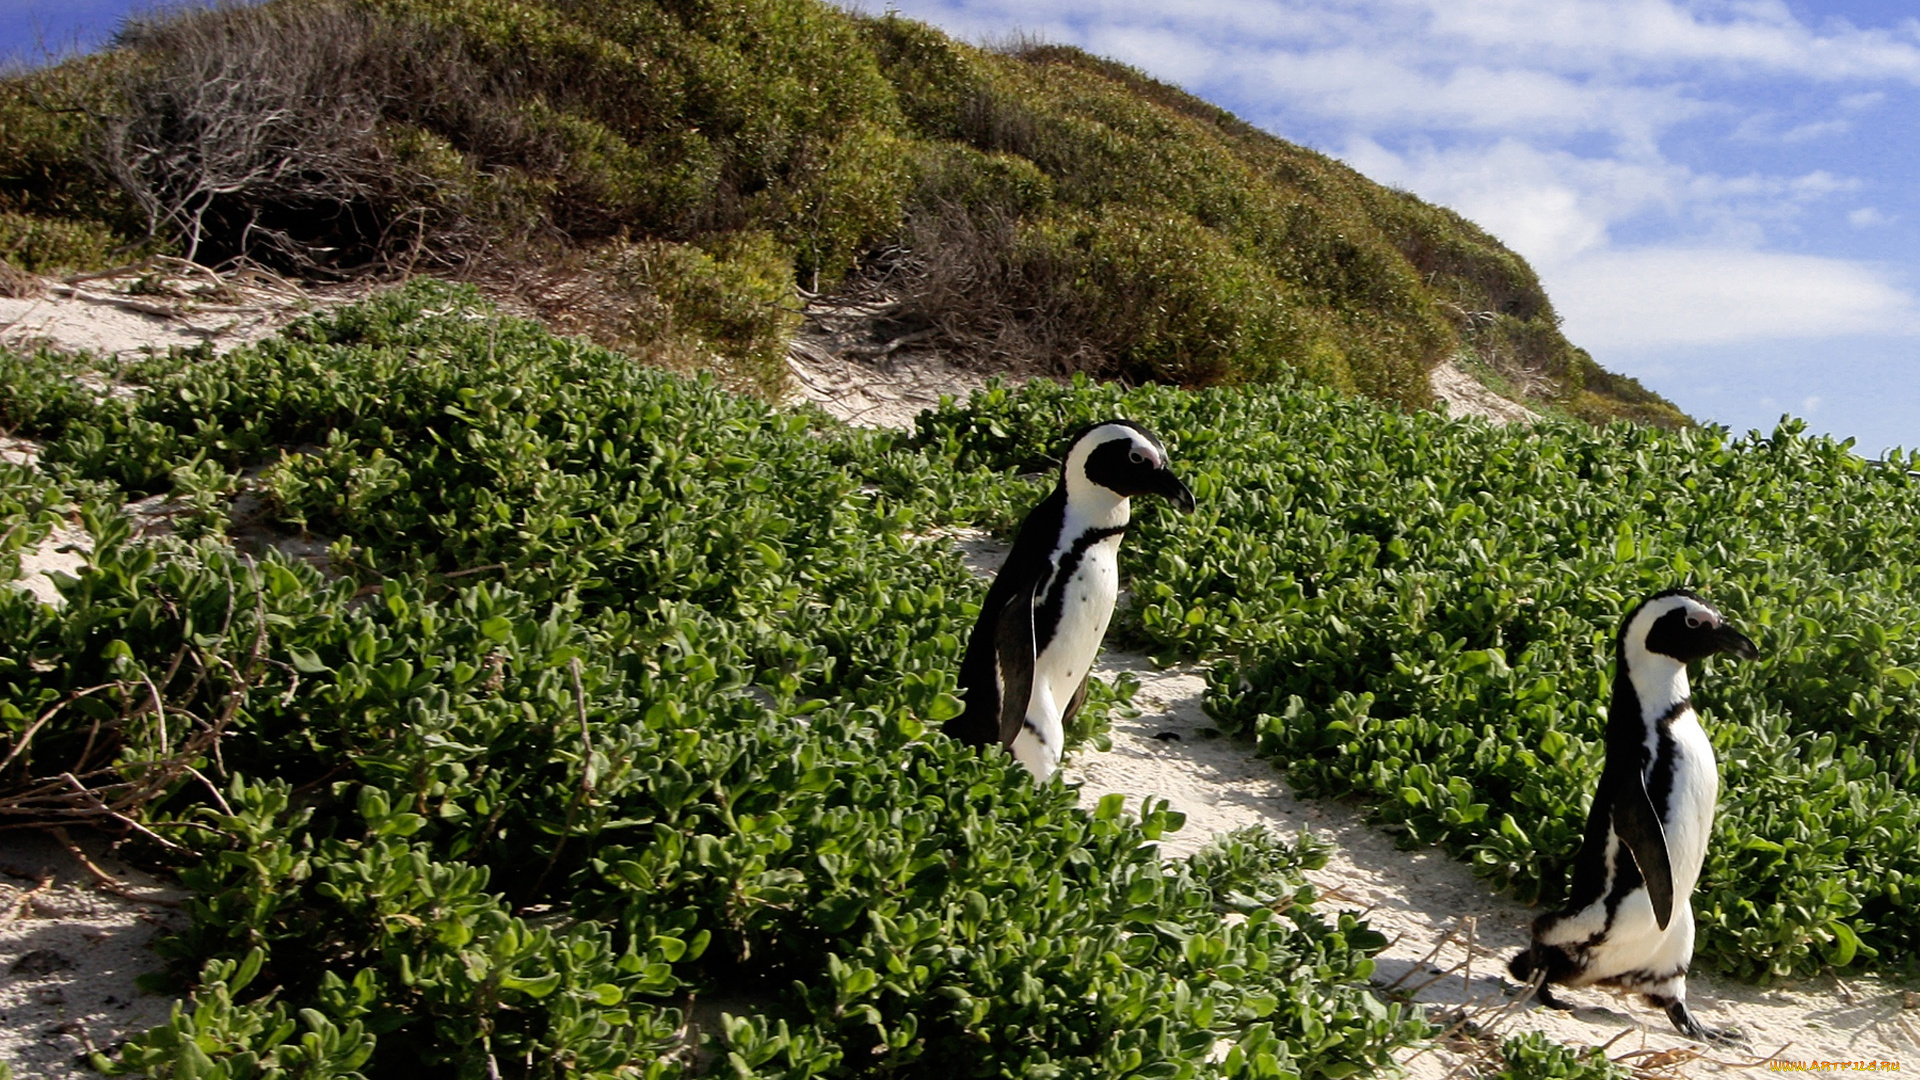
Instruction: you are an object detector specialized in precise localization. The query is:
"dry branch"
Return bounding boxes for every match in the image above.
[0,594,271,841]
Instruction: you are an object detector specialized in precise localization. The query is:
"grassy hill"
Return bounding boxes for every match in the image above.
[0,0,1683,425]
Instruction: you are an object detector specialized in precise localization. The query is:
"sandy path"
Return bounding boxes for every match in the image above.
[803,346,1917,1075]
[1428,359,1539,426]
[947,512,1917,1076]
[0,833,187,1076]
[1067,655,1919,1077]
[943,505,1916,1078]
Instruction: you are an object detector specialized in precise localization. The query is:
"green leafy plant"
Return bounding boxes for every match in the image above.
[905,374,1920,980]
[1485,1032,1628,1080]
[0,282,1424,1077]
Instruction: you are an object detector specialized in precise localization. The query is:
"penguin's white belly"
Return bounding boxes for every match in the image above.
[1661,711,1718,899]
[1009,539,1120,782]
[1551,710,1718,990]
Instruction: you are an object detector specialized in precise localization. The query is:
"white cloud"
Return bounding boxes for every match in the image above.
[1235,51,1706,143]
[1411,0,1920,80]
[1342,136,1869,270]
[1345,139,1617,262]
[1779,118,1850,142]
[895,0,1920,81]
[1082,25,1230,86]
[882,0,1920,154]
[1850,207,1892,228]
[1550,248,1920,348]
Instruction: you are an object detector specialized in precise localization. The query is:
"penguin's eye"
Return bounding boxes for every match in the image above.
[1129,450,1146,465]
[1685,615,1704,629]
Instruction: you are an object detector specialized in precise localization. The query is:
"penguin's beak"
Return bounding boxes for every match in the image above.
[1154,468,1196,513]
[1712,625,1760,660]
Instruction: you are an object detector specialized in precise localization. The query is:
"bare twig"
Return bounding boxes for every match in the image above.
[1383,923,1461,991]
[186,765,234,816]
[1,683,122,774]
[45,825,171,905]
[1461,916,1476,996]
[58,774,185,852]
[438,563,509,582]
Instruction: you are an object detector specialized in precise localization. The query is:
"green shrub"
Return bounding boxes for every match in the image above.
[0,57,146,271]
[1020,206,1326,388]
[581,232,802,397]
[0,210,128,274]
[0,57,126,217]
[1487,1032,1627,1080]
[1,283,1426,1076]
[905,376,1920,980]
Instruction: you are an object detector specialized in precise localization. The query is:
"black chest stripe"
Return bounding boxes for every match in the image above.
[1644,698,1690,826]
[1034,525,1127,654]
[1653,698,1693,727]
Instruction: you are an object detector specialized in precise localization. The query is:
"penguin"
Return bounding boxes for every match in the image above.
[946,419,1196,783]
[1509,587,1760,1043]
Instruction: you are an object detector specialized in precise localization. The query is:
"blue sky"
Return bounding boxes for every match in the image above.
[1,0,130,59]
[6,1,1918,454]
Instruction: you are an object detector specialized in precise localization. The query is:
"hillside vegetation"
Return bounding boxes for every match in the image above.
[0,0,1681,423]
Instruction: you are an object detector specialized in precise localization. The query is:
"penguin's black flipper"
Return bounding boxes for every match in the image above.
[1614,772,1677,930]
[993,578,1040,749]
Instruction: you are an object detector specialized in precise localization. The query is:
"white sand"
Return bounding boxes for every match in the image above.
[0,832,187,1076]
[1069,653,1919,1077]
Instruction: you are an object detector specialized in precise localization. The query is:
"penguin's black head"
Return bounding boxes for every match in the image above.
[1619,587,1761,666]
[1064,419,1196,512]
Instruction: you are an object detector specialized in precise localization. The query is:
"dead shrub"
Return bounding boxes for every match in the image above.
[102,1,553,274]
[0,258,40,298]
[867,201,1103,376]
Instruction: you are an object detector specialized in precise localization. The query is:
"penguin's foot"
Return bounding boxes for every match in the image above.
[1656,997,1744,1045]
[1534,983,1576,1012]
[1508,941,1587,1005]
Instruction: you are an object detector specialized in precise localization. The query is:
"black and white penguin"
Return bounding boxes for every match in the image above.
[946,419,1196,783]
[1509,587,1760,1042]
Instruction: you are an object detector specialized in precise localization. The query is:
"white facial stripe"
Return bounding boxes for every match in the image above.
[1082,423,1142,447]
[1622,594,1725,715]
[1625,594,1721,649]
[1067,424,1156,479]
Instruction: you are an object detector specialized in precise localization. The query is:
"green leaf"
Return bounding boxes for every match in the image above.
[288,646,330,674]
[499,972,563,1000]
